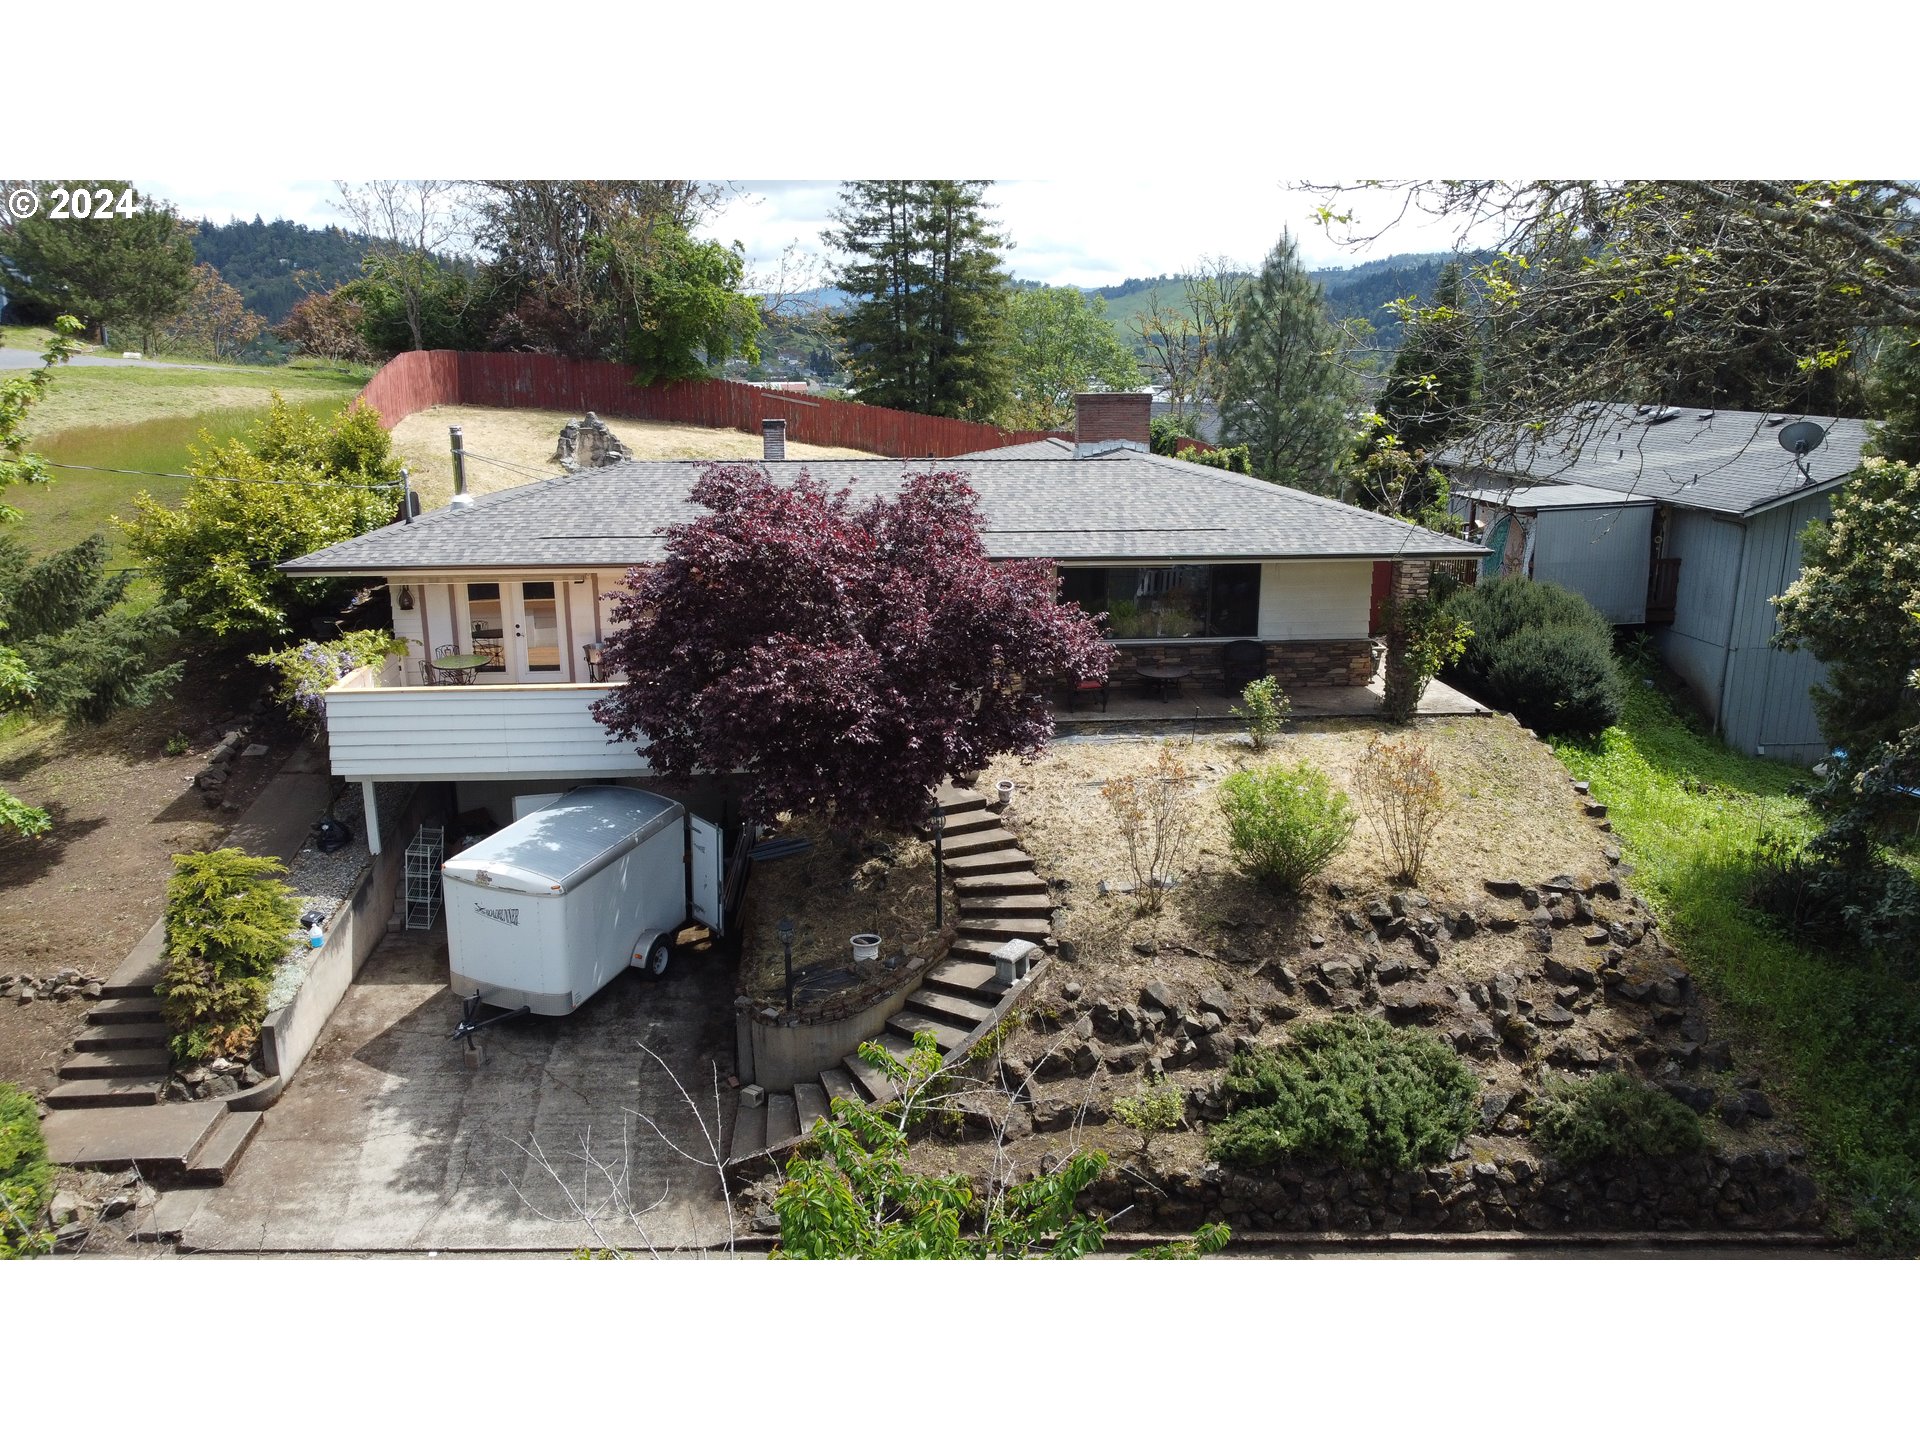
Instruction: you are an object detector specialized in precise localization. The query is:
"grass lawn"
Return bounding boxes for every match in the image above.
[21,358,366,438]
[14,393,358,566]
[1554,674,1920,1251]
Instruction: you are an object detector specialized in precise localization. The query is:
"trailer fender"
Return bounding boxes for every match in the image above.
[630,929,673,980]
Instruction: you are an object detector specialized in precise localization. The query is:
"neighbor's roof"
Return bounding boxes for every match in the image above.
[1438,404,1869,517]
[1453,480,1655,512]
[283,451,1486,575]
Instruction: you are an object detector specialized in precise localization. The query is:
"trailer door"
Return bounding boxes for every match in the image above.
[688,815,724,934]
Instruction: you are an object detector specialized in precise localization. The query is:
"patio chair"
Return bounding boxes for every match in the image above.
[1220,639,1267,696]
[1064,675,1109,712]
[582,642,606,682]
[429,643,468,686]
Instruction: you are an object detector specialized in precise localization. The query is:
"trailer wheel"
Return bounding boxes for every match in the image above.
[643,937,673,979]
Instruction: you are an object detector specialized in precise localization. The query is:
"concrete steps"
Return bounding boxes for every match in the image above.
[903,986,997,1028]
[885,1012,973,1053]
[957,916,1052,945]
[953,873,1049,898]
[60,1048,169,1080]
[44,1078,161,1110]
[764,1092,799,1148]
[840,1050,898,1105]
[87,996,164,1025]
[793,1081,829,1135]
[818,1067,860,1109]
[944,847,1033,878]
[958,893,1054,920]
[75,1023,169,1053]
[184,1110,262,1186]
[943,827,1020,859]
[726,1102,767,1167]
[723,782,1049,1175]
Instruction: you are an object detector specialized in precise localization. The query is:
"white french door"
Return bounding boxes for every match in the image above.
[462,580,568,682]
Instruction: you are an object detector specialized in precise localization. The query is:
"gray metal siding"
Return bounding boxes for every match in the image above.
[1655,509,1745,721]
[1720,495,1832,762]
[1532,504,1652,623]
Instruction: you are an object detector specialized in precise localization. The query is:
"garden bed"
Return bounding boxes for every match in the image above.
[735,811,956,1013]
[885,715,1825,1236]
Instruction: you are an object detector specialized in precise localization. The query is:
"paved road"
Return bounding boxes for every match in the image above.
[180,927,743,1254]
[0,346,224,371]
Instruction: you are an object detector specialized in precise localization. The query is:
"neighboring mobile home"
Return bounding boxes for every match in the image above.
[1443,404,1868,763]
[283,394,1483,844]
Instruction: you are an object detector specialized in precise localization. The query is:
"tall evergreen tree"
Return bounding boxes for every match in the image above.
[827,181,1013,421]
[1218,232,1356,493]
[1379,259,1478,455]
[0,183,197,350]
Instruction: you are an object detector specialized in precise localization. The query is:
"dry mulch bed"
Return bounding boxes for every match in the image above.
[887,715,1818,1234]
[0,659,294,1092]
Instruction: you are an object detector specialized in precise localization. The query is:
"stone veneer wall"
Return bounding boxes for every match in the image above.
[1105,640,1377,689]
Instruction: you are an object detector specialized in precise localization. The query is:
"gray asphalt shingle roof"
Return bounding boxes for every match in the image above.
[1439,404,1868,517]
[284,452,1485,575]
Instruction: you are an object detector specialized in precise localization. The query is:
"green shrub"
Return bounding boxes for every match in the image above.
[1529,1073,1705,1165]
[1232,675,1291,751]
[157,847,302,1063]
[253,629,407,733]
[1442,577,1625,736]
[1208,1015,1479,1171]
[0,1083,55,1259]
[1218,761,1356,893]
[1113,1078,1186,1145]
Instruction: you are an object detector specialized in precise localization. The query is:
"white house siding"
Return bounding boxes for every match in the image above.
[1257,561,1372,640]
[324,678,652,783]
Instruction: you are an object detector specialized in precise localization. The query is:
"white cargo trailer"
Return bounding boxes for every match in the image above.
[441,786,726,1016]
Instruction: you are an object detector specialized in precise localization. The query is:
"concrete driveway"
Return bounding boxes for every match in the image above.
[180,929,744,1254]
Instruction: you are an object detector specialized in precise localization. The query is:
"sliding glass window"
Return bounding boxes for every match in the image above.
[1059,565,1259,638]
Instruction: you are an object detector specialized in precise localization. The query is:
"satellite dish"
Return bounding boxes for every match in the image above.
[1778,420,1827,456]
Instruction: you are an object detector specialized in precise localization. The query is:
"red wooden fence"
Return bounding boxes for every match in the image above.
[355,350,1065,458]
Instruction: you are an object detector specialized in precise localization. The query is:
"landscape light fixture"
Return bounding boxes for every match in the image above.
[1778,419,1829,485]
[777,916,796,1012]
[930,805,947,929]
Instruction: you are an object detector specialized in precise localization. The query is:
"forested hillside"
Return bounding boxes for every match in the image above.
[1082,253,1468,359]
[191,217,370,323]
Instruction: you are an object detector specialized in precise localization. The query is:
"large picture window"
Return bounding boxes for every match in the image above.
[1059,564,1260,639]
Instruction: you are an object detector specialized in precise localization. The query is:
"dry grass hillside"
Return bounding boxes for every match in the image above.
[390,405,878,509]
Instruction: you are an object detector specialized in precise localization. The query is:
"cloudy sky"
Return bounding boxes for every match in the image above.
[137,178,1473,288]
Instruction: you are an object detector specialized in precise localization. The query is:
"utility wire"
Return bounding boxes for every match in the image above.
[36,460,404,490]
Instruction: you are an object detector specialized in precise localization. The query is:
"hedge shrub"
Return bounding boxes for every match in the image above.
[1529,1073,1705,1165]
[1,1083,55,1259]
[1218,760,1355,893]
[1208,1015,1479,1171]
[1442,576,1626,736]
[157,847,302,1063]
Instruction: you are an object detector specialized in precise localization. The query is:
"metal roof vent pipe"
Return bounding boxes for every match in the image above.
[448,424,474,510]
[762,418,787,461]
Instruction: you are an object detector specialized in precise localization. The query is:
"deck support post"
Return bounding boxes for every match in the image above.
[363,780,382,856]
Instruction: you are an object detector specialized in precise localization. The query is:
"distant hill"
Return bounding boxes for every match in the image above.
[192,217,371,324]
[1078,253,1472,360]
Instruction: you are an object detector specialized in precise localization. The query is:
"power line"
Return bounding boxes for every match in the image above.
[36,460,404,491]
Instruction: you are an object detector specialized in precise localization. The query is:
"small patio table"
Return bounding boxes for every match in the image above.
[430,653,492,685]
[1135,661,1192,702]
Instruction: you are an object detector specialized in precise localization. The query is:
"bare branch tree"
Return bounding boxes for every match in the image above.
[334,180,474,351]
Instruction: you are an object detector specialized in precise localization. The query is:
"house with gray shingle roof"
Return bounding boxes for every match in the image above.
[1438,403,1869,762]
[284,393,1481,812]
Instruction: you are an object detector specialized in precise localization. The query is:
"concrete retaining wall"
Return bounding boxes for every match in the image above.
[744,984,919,1091]
[260,783,436,1084]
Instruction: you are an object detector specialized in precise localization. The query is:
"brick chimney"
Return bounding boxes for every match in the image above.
[762,418,787,460]
[1073,392,1152,457]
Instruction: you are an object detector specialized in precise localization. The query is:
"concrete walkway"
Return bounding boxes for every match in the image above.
[178,929,741,1253]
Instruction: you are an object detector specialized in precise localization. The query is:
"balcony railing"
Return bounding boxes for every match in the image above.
[322,665,650,783]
